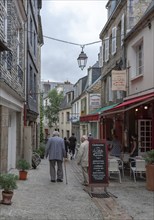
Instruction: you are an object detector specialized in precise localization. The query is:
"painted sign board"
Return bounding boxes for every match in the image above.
[88,139,108,186]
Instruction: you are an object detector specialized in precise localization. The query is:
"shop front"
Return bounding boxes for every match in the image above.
[101,92,154,153]
[80,114,99,138]
[80,104,118,140]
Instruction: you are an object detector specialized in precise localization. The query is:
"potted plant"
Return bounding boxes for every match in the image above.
[145,149,154,191]
[0,173,18,205]
[17,159,30,180]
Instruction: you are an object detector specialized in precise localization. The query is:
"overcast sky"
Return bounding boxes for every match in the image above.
[41,0,108,84]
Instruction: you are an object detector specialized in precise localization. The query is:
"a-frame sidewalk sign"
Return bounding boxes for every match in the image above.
[88,139,110,197]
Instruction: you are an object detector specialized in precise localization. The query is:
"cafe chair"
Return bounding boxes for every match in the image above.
[130,159,146,182]
[108,159,121,183]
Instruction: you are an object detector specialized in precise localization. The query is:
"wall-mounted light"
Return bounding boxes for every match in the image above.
[135,108,138,112]
[144,106,148,109]
[77,46,88,70]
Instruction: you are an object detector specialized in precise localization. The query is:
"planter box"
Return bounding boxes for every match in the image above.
[146,164,154,191]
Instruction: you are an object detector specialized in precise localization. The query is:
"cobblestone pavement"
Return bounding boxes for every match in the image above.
[0,159,154,220]
[0,159,103,220]
[71,161,154,220]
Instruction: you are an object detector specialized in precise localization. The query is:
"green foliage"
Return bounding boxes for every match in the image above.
[40,93,44,142]
[17,159,31,171]
[34,143,45,159]
[145,150,154,164]
[45,89,64,128]
[0,173,18,192]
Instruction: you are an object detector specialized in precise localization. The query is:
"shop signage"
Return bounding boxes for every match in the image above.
[89,94,101,112]
[69,115,79,122]
[88,139,108,185]
[112,70,126,91]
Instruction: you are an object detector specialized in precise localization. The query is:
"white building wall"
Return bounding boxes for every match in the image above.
[59,108,72,138]
[127,19,154,96]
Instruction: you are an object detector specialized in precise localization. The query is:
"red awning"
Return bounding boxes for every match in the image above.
[80,114,99,122]
[103,92,154,115]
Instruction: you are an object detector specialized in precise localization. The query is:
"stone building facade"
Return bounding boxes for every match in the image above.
[24,0,43,163]
[99,0,153,149]
[0,0,43,172]
[0,0,26,172]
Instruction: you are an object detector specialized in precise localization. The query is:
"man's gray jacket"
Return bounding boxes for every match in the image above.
[45,136,66,161]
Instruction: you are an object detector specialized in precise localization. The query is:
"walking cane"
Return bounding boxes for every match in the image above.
[64,159,68,184]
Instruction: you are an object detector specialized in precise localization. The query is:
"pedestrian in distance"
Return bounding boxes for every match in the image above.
[129,134,138,167]
[45,131,66,183]
[88,133,93,141]
[106,137,112,152]
[69,133,77,160]
[130,134,138,157]
[64,137,69,158]
[110,134,122,158]
[76,135,89,186]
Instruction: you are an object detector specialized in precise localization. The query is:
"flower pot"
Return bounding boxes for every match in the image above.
[146,164,154,191]
[1,191,13,205]
[19,170,28,180]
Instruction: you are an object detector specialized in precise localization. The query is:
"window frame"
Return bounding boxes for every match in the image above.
[136,41,144,76]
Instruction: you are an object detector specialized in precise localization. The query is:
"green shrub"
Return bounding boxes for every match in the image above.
[0,173,18,193]
[145,149,154,164]
[34,143,45,159]
[17,159,30,171]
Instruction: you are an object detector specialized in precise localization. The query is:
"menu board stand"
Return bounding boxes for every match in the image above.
[87,139,111,198]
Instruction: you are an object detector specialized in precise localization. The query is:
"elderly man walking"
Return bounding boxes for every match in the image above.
[45,131,66,182]
[77,135,89,186]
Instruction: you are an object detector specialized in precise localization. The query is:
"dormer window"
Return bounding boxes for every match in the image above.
[88,70,92,86]
[67,93,71,103]
[106,0,117,19]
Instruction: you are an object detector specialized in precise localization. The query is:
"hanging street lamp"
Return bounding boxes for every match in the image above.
[77,46,88,70]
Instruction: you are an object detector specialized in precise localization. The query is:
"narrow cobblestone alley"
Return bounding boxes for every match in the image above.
[0,159,103,220]
[0,159,153,220]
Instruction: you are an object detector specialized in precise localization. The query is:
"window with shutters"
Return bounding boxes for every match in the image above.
[136,41,144,76]
[121,14,124,46]
[108,76,113,101]
[99,45,104,67]
[105,37,109,62]
[131,39,144,79]
[112,27,116,55]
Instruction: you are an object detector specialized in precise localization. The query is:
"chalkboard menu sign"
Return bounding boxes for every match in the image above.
[89,139,108,185]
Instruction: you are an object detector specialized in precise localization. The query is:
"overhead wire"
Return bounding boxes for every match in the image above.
[26,29,126,49]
